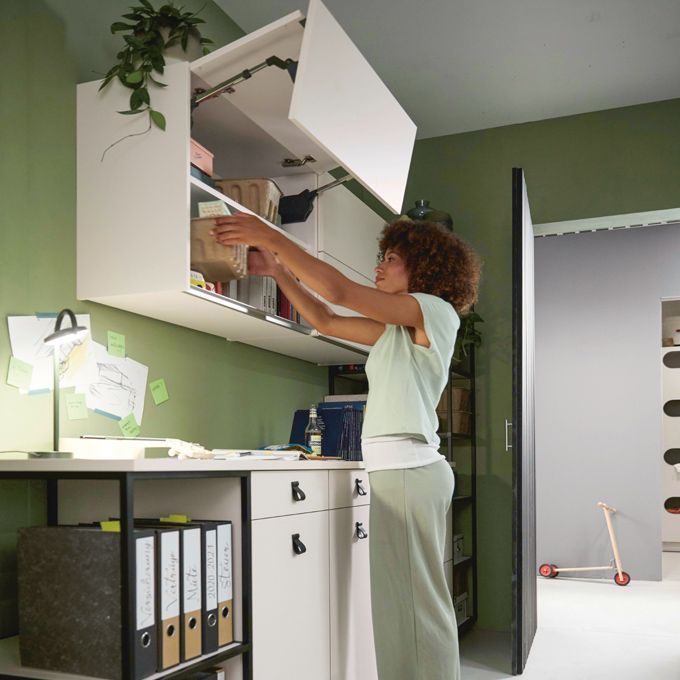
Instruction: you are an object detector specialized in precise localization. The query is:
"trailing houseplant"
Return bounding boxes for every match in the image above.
[99,0,213,156]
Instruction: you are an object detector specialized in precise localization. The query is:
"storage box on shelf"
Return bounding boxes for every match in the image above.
[77,0,415,366]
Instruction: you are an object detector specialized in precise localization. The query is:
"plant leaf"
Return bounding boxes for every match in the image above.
[148,74,168,87]
[139,0,155,10]
[150,109,166,130]
[125,70,144,84]
[110,21,136,32]
[117,108,147,115]
[130,87,150,109]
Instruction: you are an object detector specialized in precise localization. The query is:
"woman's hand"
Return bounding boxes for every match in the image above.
[248,248,281,277]
[211,213,275,249]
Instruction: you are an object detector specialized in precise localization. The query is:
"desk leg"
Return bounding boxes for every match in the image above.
[46,479,58,526]
[120,474,135,680]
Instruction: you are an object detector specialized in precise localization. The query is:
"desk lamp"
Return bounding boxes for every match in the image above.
[40,309,88,458]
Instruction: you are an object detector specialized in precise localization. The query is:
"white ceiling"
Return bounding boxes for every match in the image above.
[215,0,680,140]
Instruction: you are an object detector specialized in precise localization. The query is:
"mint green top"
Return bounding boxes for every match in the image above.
[361,293,460,445]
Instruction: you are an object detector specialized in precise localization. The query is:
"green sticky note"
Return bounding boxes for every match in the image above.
[7,357,33,390]
[149,378,169,405]
[65,393,88,420]
[100,520,120,533]
[107,330,126,358]
[119,413,141,437]
[160,514,191,524]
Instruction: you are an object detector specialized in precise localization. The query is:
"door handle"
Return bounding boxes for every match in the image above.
[355,522,368,539]
[291,480,306,502]
[292,533,307,555]
[505,419,513,452]
[355,478,367,496]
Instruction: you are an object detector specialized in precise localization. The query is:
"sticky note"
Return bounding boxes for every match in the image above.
[100,521,120,533]
[107,330,126,358]
[7,357,33,390]
[160,514,191,523]
[119,413,141,437]
[149,378,169,405]
[65,393,88,420]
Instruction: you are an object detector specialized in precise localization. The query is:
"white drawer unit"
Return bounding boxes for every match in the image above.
[329,469,371,510]
[251,511,330,680]
[329,505,377,680]
[251,470,329,520]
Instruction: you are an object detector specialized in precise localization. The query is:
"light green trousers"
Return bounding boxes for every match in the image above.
[369,459,460,680]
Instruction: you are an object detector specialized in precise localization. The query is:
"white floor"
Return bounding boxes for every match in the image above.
[460,553,680,679]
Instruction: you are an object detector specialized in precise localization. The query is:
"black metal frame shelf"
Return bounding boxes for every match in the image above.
[449,345,477,638]
[328,346,478,639]
[0,468,253,680]
[452,555,473,569]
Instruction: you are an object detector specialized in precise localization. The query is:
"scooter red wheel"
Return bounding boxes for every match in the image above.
[539,563,557,578]
[614,571,631,586]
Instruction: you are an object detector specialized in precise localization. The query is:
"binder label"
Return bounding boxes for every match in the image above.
[136,536,155,630]
[161,531,181,618]
[206,529,218,610]
[217,524,232,601]
[183,528,202,612]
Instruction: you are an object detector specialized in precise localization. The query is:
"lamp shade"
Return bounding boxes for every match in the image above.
[44,309,87,347]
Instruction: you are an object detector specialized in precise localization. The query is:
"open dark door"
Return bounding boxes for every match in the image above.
[511,168,537,674]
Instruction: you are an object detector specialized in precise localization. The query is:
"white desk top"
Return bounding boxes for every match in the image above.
[0,457,364,473]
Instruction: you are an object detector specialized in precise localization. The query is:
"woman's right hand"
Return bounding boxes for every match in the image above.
[248,248,281,277]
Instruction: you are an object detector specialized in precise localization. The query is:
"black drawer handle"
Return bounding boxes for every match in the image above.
[355,522,368,539]
[292,533,307,555]
[355,478,367,496]
[291,480,306,502]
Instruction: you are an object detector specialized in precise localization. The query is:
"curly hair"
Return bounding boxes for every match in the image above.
[378,219,481,314]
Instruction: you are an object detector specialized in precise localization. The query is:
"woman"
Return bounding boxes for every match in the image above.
[212,213,481,680]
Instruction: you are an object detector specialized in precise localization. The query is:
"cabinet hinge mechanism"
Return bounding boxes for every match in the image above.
[281,155,317,168]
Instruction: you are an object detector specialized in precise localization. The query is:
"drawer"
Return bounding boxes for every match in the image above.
[251,471,329,519]
[329,470,370,509]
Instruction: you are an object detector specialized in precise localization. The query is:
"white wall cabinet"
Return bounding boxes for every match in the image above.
[76,0,415,365]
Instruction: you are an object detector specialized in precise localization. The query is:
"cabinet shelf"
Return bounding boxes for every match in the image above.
[190,176,309,251]
[453,555,473,569]
[0,637,251,680]
[457,617,474,634]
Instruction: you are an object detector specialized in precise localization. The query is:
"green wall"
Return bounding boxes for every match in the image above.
[0,0,327,636]
[405,97,680,631]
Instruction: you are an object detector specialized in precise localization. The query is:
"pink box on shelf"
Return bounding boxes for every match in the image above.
[190,138,214,176]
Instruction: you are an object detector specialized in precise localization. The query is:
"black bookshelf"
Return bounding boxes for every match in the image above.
[328,345,478,637]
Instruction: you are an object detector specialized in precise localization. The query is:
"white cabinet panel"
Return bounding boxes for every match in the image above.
[317,252,372,318]
[317,178,386,283]
[290,0,416,213]
[251,471,329,520]
[252,511,330,680]
[329,506,377,680]
[329,470,371,510]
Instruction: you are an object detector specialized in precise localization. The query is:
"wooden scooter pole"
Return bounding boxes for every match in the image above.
[598,501,624,579]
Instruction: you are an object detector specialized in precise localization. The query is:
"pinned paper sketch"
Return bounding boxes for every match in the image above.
[7,314,96,394]
[86,342,148,424]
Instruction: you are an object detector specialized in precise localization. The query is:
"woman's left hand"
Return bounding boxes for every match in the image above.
[211,213,275,249]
